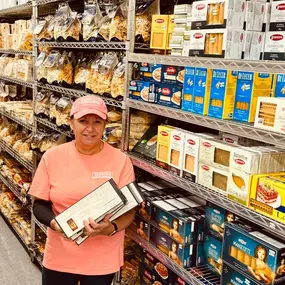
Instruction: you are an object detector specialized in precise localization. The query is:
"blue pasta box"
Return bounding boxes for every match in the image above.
[233,72,272,123]
[131,214,150,241]
[221,263,259,285]
[182,67,196,112]
[161,65,185,86]
[272,74,285,98]
[223,221,285,285]
[205,203,238,241]
[208,69,238,119]
[203,235,223,276]
[151,199,205,245]
[192,68,212,115]
[140,63,162,83]
[155,83,183,109]
[129,80,156,102]
[149,224,203,269]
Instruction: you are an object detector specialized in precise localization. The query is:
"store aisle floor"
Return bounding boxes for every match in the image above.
[0,216,41,285]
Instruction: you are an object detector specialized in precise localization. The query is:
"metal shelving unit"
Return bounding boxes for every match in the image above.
[0,107,33,131]
[35,117,74,138]
[0,140,34,173]
[0,1,33,16]
[128,153,285,238]
[37,83,124,108]
[32,214,47,235]
[0,49,33,56]
[129,53,285,74]
[127,99,285,148]
[126,229,220,285]
[0,76,34,88]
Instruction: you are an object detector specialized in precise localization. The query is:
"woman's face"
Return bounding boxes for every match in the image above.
[227,214,234,222]
[257,249,266,261]
[173,221,178,230]
[172,243,177,253]
[141,201,146,209]
[140,222,144,229]
[71,114,106,148]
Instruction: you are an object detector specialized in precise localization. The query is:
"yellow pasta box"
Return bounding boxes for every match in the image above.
[249,173,285,224]
[233,72,273,123]
[167,15,175,50]
[208,69,238,119]
[150,15,169,50]
[156,125,175,170]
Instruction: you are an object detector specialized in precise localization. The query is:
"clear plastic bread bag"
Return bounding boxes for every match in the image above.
[55,96,72,128]
[58,51,74,87]
[109,1,128,42]
[98,15,112,41]
[74,53,89,90]
[86,55,102,94]
[62,11,82,41]
[16,59,33,82]
[98,53,118,96]
[111,60,125,100]
[54,3,72,41]
[3,58,16,78]
[35,51,48,83]
[35,90,51,118]
[43,51,60,85]
[19,31,33,51]
[34,16,55,41]
[49,94,60,123]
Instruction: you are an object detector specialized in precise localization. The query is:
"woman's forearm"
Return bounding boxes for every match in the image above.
[113,209,136,232]
[33,199,55,228]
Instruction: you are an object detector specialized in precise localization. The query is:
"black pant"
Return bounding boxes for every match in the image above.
[42,267,115,285]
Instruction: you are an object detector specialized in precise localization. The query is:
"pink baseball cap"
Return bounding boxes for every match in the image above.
[70,96,108,120]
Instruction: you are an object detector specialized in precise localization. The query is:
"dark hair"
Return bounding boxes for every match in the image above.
[70,115,74,120]
[254,245,268,262]
[173,219,179,228]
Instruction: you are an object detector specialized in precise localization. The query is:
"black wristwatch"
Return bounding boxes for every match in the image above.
[109,222,118,236]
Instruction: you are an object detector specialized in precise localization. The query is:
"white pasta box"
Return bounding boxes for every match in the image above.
[263,2,271,32]
[270,1,285,31]
[191,0,246,30]
[263,31,285,60]
[189,29,244,59]
[199,138,236,171]
[168,129,186,177]
[174,4,192,15]
[254,97,285,135]
[243,31,264,60]
[244,1,266,32]
[198,162,229,196]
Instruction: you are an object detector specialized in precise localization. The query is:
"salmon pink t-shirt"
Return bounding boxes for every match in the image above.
[29,141,135,275]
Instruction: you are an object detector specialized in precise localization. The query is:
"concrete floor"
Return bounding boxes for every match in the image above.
[0,215,41,285]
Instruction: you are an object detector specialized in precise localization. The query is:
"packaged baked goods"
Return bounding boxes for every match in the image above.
[109,1,128,42]
[74,54,89,90]
[130,111,156,125]
[35,51,48,83]
[107,109,122,123]
[98,15,112,41]
[16,59,33,82]
[54,3,72,41]
[111,61,125,100]
[49,94,60,123]
[35,91,51,118]
[34,16,55,42]
[62,11,82,41]
[41,133,66,152]
[43,51,60,85]
[86,55,102,94]
[3,58,15,78]
[58,51,74,87]
[55,96,72,128]
[98,53,118,96]
[0,56,11,75]
[103,122,122,148]
[31,133,47,152]
[19,32,33,51]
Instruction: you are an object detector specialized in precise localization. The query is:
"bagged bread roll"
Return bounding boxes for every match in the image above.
[86,55,102,94]
[58,51,74,87]
[111,62,125,99]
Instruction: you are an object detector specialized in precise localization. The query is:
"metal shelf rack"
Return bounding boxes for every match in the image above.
[129,53,285,74]
[126,229,220,285]
[0,107,33,131]
[37,83,124,108]
[127,99,285,148]
[0,76,34,88]
[32,215,47,235]
[0,140,34,173]
[128,153,285,239]
[35,117,74,138]
[0,49,33,56]
[0,1,33,16]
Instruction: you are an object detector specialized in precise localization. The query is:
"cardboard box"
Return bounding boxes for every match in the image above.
[233,72,273,122]
[272,74,285,98]
[203,235,223,276]
[174,4,192,15]
[191,0,246,30]
[149,224,203,269]
[205,203,238,241]
[131,214,150,241]
[254,97,285,134]
[168,129,186,176]
[1,24,11,36]
[244,1,266,32]
[249,173,285,225]
[243,31,265,60]
[192,68,212,115]
[151,199,204,245]
[223,221,285,285]
[264,31,285,60]
[270,1,285,31]
[155,84,183,109]
[221,263,260,285]
[198,162,229,196]
[139,63,162,83]
[182,67,195,112]
[221,132,260,147]
[161,65,185,86]
[189,29,244,59]
[208,69,238,119]
[129,80,156,103]
[263,2,271,32]
[167,15,175,50]
[151,15,169,50]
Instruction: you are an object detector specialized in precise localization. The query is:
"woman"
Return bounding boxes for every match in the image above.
[30,96,136,285]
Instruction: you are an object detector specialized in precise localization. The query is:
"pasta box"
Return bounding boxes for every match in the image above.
[223,221,285,285]
[130,214,150,241]
[140,63,162,83]
[149,224,203,269]
[155,83,183,109]
[161,65,185,86]
[182,67,195,112]
[151,199,205,245]
[129,80,156,103]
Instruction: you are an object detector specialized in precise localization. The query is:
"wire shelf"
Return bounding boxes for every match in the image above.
[128,153,285,240]
[0,76,33,88]
[0,1,32,16]
[0,49,33,56]
[32,215,47,235]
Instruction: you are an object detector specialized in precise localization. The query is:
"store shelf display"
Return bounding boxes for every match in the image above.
[32,215,47,235]
[0,49,33,56]
[0,76,33,88]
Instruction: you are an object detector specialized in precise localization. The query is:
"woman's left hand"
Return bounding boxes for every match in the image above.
[83,214,114,237]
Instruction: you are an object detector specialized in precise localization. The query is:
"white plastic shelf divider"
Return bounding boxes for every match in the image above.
[0,140,34,172]
[35,117,73,138]
[129,52,285,74]
[128,153,285,239]
[37,83,124,108]
[0,49,33,56]
[0,107,33,131]
[0,75,33,88]
[126,229,220,285]
[127,99,285,148]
